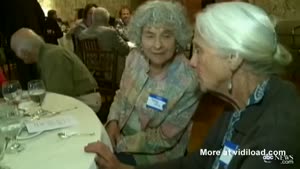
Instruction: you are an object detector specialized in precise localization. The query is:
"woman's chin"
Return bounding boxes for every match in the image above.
[197,78,208,93]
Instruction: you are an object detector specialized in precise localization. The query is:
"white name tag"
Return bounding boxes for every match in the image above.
[146,94,168,112]
[219,141,239,168]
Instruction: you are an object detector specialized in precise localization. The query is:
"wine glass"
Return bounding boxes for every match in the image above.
[1,80,22,118]
[27,80,46,116]
[0,131,10,169]
[1,121,24,154]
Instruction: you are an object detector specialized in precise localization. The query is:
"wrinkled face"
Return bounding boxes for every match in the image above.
[120,8,131,25]
[141,26,176,67]
[190,30,231,92]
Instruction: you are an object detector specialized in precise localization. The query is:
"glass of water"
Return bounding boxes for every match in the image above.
[28,80,46,116]
[1,80,22,117]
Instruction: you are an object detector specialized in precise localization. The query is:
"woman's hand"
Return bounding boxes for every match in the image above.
[106,121,121,148]
[84,141,133,169]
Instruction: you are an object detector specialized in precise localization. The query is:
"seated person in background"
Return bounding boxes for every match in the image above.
[10,28,101,112]
[84,2,300,169]
[87,1,201,166]
[74,8,84,24]
[79,7,129,56]
[66,4,97,40]
[44,10,63,45]
[115,6,132,41]
[79,7,130,83]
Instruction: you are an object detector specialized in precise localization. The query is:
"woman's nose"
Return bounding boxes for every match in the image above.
[154,38,162,49]
[189,54,197,68]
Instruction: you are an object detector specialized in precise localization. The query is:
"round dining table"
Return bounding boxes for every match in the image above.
[1,92,112,169]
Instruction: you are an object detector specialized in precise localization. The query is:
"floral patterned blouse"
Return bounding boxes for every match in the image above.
[107,49,202,165]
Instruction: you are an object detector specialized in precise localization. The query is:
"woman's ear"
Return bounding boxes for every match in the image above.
[228,53,243,71]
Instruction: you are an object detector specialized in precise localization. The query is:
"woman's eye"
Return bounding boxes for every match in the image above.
[193,48,200,54]
[163,34,171,38]
[145,35,154,38]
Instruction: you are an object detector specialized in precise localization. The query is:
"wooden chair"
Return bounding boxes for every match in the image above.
[78,38,118,99]
[71,35,82,59]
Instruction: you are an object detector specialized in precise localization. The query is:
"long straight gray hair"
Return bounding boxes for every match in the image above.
[195,2,292,76]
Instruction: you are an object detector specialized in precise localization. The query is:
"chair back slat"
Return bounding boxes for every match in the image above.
[78,38,118,90]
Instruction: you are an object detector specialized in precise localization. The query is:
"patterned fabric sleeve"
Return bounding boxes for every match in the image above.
[106,88,124,124]
[116,82,200,153]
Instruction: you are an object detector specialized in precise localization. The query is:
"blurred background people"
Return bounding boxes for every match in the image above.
[115,6,132,41]
[44,10,63,45]
[79,7,129,84]
[67,3,97,40]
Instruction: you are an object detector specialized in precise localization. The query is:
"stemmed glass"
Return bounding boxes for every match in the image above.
[27,80,46,116]
[1,81,25,154]
[2,122,24,154]
[0,131,10,169]
[1,80,22,118]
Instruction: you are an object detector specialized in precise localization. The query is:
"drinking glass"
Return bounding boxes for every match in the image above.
[3,123,24,154]
[1,80,22,117]
[1,118,25,154]
[28,80,46,116]
[0,131,10,169]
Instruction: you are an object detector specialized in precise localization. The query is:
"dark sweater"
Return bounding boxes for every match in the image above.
[137,77,300,169]
[44,17,63,45]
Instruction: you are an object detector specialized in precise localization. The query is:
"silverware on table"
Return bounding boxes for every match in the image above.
[43,106,78,117]
[57,131,95,139]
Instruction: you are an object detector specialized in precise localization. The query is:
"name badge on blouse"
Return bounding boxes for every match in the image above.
[146,94,168,112]
[219,141,239,168]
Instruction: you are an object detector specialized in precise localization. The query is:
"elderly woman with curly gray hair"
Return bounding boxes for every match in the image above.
[84,1,300,169]
[85,0,201,166]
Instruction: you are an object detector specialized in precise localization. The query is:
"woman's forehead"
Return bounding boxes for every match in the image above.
[143,25,174,33]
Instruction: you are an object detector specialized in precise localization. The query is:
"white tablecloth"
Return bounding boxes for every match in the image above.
[2,92,112,169]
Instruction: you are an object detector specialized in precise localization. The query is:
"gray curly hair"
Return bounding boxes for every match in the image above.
[127,0,192,52]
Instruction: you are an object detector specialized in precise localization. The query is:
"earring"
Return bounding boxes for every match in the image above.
[228,79,233,94]
[175,44,181,53]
